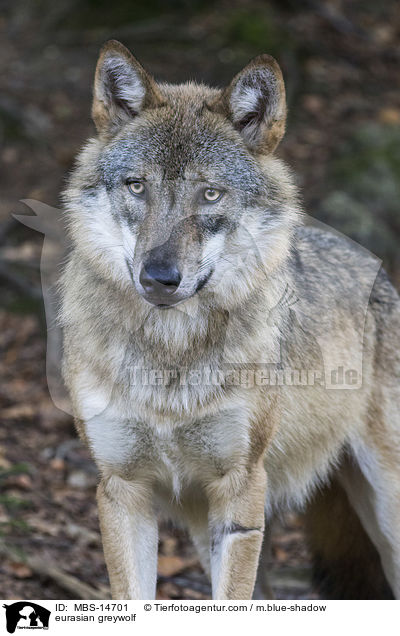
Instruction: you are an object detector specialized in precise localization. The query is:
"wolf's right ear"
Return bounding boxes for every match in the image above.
[92,40,163,137]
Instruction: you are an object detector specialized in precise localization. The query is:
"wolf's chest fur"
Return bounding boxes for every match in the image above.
[65,272,283,502]
[63,241,371,516]
[84,383,253,499]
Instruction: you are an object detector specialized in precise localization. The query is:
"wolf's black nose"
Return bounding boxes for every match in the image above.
[140,261,182,295]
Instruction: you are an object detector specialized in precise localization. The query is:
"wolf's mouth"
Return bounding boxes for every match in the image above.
[144,269,214,309]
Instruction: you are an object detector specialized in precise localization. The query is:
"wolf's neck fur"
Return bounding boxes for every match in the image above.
[87,250,289,375]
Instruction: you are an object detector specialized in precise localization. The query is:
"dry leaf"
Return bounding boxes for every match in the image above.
[7,562,33,579]
[379,108,400,125]
[1,404,35,420]
[50,457,65,471]
[157,555,197,577]
[274,547,289,563]
[160,536,178,556]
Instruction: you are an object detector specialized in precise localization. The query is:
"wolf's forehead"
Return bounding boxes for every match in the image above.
[100,113,264,190]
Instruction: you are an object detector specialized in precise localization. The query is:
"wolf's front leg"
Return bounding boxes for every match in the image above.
[97,475,158,599]
[208,461,267,599]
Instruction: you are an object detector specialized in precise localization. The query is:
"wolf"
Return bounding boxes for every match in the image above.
[60,40,400,600]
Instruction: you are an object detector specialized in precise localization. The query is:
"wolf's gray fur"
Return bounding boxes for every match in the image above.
[60,40,400,599]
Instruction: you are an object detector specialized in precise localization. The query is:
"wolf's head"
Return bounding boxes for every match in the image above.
[65,41,300,311]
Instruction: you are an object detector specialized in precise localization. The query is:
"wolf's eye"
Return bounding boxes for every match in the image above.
[127,181,145,196]
[204,188,223,203]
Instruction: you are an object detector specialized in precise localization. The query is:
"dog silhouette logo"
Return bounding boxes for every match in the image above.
[3,602,50,633]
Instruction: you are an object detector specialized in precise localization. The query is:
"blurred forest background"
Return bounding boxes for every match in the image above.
[0,0,399,599]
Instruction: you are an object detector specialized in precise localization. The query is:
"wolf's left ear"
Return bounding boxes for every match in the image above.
[92,40,163,136]
[210,55,286,154]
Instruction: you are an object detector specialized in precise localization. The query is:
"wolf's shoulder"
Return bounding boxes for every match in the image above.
[293,225,369,263]
[288,224,399,313]
[291,224,379,276]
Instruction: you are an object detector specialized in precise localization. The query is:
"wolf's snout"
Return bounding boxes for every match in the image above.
[139,261,182,297]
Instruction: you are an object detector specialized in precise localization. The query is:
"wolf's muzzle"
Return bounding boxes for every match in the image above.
[139,260,182,306]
